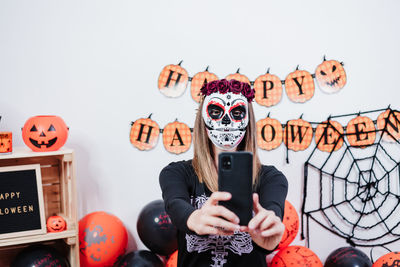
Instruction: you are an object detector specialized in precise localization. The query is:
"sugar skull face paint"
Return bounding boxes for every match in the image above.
[202,92,249,150]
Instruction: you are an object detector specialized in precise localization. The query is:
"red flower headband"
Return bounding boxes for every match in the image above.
[200,79,255,102]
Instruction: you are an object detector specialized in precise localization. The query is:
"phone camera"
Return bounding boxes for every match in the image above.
[221,156,232,170]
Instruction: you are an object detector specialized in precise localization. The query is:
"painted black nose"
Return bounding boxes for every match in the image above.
[222,114,231,126]
[40,131,46,137]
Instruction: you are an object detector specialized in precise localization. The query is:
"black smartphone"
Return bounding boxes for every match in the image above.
[218,151,253,225]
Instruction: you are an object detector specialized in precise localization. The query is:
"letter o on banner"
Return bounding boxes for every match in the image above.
[158,64,189,98]
[256,117,283,150]
[315,120,344,152]
[190,70,218,103]
[377,109,400,142]
[254,73,283,107]
[130,117,160,151]
[283,118,313,151]
[315,59,347,94]
[163,121,192,154]
[284,69,315,103]
[346,116,376,148]
[225,72,251,85]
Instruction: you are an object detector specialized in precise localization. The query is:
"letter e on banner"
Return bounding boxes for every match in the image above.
[254,73,283,107]
[346,116,376,148]
[285,69,315,103]
[158,64,189,98]
[315,120,344,152]
[377,109,400,142]
[130,117,160,151]
[163,121,192,154]
[257,117,283,150]
[283,118,313,151]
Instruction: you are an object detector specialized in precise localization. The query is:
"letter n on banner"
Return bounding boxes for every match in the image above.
[377,109,400,142]
[257,117,283,150]
[163,121,192,154]
[283,118,313,151]
[130,116,160,151]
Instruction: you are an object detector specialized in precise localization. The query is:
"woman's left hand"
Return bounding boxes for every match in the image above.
[240,193,285,251]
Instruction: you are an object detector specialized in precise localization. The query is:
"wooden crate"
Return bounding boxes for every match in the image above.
[0,147,79,266]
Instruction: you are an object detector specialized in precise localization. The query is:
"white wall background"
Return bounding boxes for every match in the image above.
[1,0,399,263]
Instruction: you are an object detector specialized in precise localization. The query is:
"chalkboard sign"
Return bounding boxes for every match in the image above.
[0,164,46,239]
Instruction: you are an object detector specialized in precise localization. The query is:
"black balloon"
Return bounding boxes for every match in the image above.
[325,246,372,267]
[116,250,164,267]
[11,244,69,267]
[137,199,178,256]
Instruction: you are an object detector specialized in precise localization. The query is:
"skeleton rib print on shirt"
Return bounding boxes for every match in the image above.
[186,194,253,267]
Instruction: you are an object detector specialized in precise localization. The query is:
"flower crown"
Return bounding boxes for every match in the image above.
[200,79,255,102]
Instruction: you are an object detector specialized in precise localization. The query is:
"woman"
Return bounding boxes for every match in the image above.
[159,79,288,267]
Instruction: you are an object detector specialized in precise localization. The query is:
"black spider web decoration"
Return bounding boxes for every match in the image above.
[301,107,400,247]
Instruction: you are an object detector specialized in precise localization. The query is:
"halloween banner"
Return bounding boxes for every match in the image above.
[130,107,400,155]
[157,57,347,106]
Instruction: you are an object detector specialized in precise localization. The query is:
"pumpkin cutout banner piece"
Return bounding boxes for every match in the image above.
[315,58,347,94]
[158,62,189,98]
[22,115,68,152]
[46,215,67,233]
[269,245,323,267]
[257,117,283,151]
[283,118,313,151]
[277,200,299,250]
[372,251,400,267]
[162,120,192,154]
[79,211,128,267]
[284,68,315,103]
[0,132,12,153]
[225,69,251,85]
[346,115,376,148]
[190,68,219,103]
[130,115,160,151]
[314,120,344,152]
[377,109,400,142]
[254,71,283,107]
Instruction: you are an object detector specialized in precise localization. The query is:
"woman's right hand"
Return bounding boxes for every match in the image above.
[186,192,240,236]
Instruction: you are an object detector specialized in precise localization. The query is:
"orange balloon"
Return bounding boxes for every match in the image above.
[373,251,400,267]
[166,250,178,267]
[79,211,128,267]
[22,115,68,152]
[270,245,323,267]
[277,201,299,250]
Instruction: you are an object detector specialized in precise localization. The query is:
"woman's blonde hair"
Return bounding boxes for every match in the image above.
[192,97,261,192]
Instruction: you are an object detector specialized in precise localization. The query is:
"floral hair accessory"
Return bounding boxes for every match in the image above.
[200,79,255,102]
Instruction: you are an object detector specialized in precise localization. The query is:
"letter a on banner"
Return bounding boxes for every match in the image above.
[283,118,313,151]
[257,117,283,150]
[163,121,192,154]
[158,62,189,98]
[130,115,160,151]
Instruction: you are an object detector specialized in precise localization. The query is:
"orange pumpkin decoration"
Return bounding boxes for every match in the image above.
[283,118,313,151]
[346,116,376,148]
[254,71,283,107]
[277,200,299,250]
[315,58,346,94]
[158,62,189,97]
[0,132,12,153]
[79,211,128,267]
[166,250,178,267]
[47,215,67,232]
[22,115,68,152]
[257,117,283,150]
[269,245,323,267]
[130,115,160,151]
[377,109,400,142]
[190,67,218,103]
[284,68,315,103]
[315,120,344,152]
[225,69,251,85]
[372,251,400,267]
[163,120,192,154]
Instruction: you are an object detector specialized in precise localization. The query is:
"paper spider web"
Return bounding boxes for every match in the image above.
[301,108,400,247]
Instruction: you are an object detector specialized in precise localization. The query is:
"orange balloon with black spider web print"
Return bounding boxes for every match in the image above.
[254,72,283,107]
[372,251,400,267]
[130,116,160,151]
[163,121,192,154]
[315,59,346,94]
[225,71,251,85]
[315,120,344,152]
[277,200,299,250]
[269,245,323,267]
[257,117,283,150]
[346,116,376,148]
[377,109,400,142]
[158,63,189,98]
[284,69,315,103]
[283,118,313,151]
[190,69,218,103]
